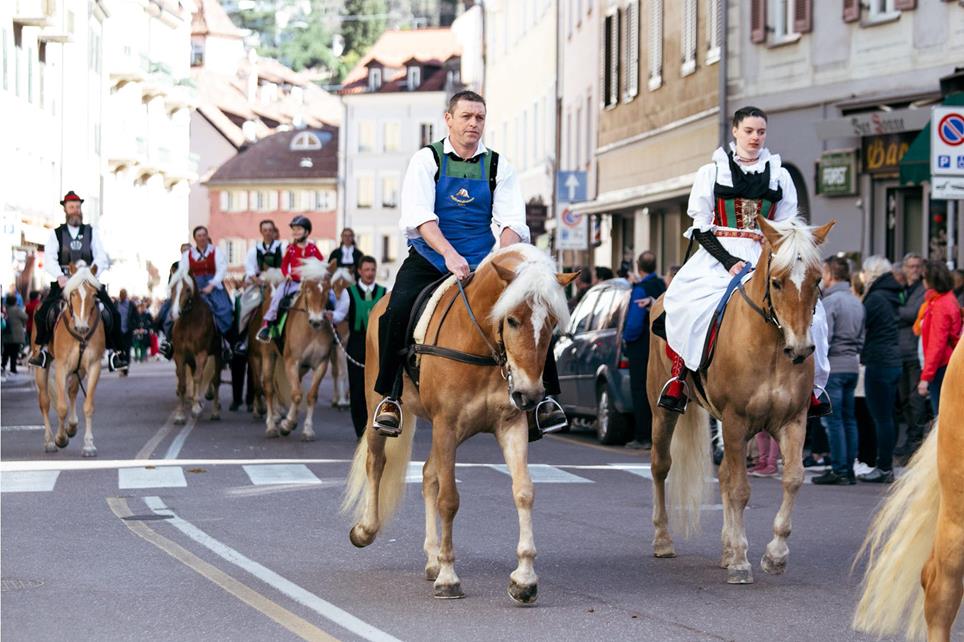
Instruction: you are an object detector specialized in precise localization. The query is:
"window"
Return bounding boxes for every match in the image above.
[600,288,628,330]
[407,65,420,90]
[357,176,374,208]
[281,190,293,211]
[219,191,229,212]
[770,0,797,40]
[290,131,322,151]
[419,122,434,146]
[707,0,721,64]
[569,289,601,334]
[533,101,540,162]
[623,1,639,101]
[681,0,697,75]
[235,190,248,211]
[576,105,583,168]
[383,122,401,152]
[314,190,333,210]
[367,67,382,91]
[602,11,619,108]
[591,288,617,331]
[381,235,396,263]
[381,175,399,208]
[191,41,204,66]
[27,47,33,104]
[868,0,897,19]
[268,190,278,211]
[648,0,663,90]
[224,239,245,266]
[585,94,592,167]
[358,121,375,153]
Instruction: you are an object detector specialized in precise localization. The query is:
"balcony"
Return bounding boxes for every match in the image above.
[106,135,147,172]
[141,61,175,100]
[109,52,148,90]
[164,81,199,113]
[13,0,53,27]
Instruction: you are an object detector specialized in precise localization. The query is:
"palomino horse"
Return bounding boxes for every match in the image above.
[646,215,834,584]
[854,339,964,642]
[264,257,335,440]
[33,263,106,457]
[343,245,577,601]
[169,268,222,424]
[246,267,285,419]
[328,267,354,409]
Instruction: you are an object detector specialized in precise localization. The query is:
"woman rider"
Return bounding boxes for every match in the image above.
[658,106,830,416]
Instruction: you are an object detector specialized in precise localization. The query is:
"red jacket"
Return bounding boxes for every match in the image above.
[281,242,324,282]
[921,290,963,382]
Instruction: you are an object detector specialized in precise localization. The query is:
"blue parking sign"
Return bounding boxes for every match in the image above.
[939,155,951,169]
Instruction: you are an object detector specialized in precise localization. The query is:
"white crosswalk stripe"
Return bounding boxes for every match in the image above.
[488,463,593,483]
[118,466,187,489]
[1,470,60,492]
[242,464,322,486]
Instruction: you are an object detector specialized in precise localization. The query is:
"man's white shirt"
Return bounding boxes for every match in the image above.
[44,225,109,280]
[244,239,286,277]
[178,245,227,288]
[399,137,530,243]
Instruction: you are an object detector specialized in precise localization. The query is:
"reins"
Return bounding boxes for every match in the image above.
[736,252,782,329]
[60,289,102,398]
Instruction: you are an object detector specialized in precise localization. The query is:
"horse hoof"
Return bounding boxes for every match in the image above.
[265,427,280,438]
[210,413,221,421]
[205,390,214,401]
[82,446,97,458]
[425,565,440,582]
[279,420,295,436]
[507,581,538,605]
[191,405,203,418]
[433,582,464,599]
[349,525,375,548]
[653,540,677,558]
[66,423,78,438]
[726,567,754,584]
[44,443,58,453]
[300,432,315,442]
[55,436,69,449]
[761,553,787,576]
[173,415,186,426]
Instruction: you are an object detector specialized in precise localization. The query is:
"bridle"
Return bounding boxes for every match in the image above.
[736,252,782,330]
[61,283,101,395]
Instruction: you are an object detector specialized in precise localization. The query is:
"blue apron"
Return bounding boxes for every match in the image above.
[409,152,494,272]
[195,274,234,336]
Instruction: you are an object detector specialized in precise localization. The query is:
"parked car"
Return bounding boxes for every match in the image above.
[554,279,635,444]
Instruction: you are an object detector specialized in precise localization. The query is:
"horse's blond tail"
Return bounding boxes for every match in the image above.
[667,404,712,538]
[341,412,417,529]
[853,424,940,640]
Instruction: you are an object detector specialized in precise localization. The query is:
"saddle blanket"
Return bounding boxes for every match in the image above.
[412,274,457,346]
[700,262,754,370]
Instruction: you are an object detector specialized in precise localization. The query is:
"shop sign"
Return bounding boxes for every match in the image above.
[817,150,857,196]
[526,202,548,236]
[862,132,915,175]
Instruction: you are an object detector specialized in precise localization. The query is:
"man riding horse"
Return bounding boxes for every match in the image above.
[371,90,566,438]
[29,191,128,371]
[178,225,235,362]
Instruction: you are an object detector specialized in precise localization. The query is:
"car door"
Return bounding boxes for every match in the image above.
[576,286,616,404]
[554,288,600,410]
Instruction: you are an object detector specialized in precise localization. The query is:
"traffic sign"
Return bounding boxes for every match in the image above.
[556,207,588,250]
[931,107,964,177]
[556,171,587,204]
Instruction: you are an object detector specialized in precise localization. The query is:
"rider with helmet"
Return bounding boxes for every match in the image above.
[29,191,128,371]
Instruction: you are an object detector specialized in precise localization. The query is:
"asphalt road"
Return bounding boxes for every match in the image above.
[1,360,955,641]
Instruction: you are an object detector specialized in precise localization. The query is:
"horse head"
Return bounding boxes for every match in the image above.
[757,215,835,364]
[169,268,196,321]
[63,262,101,335]
[296,257,332,331]
[489,246,578,411]
[331,267,355,296]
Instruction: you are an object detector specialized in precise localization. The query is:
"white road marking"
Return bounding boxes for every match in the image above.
[0,458,352,473]
[0,424,44,432]
[1,470,60,492]
[243,464,322,486]
[489,463,593,483]
[164,415,198,459]
[118,466,187,489]
[143,496,401,642]
[405,461,460,483]
[607,463,652,479]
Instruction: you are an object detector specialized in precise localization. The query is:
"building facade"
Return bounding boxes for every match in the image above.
[729,0,964,265]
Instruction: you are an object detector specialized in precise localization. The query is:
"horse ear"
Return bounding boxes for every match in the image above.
[68,262,78,275]
[90,264,98,276]
[556,271,580,287]
[811,219,836,246]
[492,257,517,283]
[756,215,782,250]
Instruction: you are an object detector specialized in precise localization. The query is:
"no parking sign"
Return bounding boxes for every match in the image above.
[931,106,964,177]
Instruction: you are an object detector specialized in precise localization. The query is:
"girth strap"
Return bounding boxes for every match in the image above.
[410,344,500,367]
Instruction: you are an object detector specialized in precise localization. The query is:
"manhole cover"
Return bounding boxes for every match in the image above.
[1,578,45,591]
[122,514,174,522]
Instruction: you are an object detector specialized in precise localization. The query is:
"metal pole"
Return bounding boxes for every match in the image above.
[948,199,957,269]
[718,0,728,147]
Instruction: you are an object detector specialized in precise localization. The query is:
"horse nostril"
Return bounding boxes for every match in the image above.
[784,347,793,356]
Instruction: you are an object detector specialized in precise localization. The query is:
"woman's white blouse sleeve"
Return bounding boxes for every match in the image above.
[684,164,717,238]
[772,168,799,222]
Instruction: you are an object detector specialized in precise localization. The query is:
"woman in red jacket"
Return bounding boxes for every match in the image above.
[917,260,963,415]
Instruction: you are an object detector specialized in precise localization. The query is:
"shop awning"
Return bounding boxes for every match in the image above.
[899,123,930,186]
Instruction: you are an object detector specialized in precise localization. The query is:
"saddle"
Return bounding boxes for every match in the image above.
[236,285,264,333]
[41,300,112,340]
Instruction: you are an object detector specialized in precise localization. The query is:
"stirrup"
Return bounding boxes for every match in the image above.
[159,340,173,360]
[109,351,129,372]
[29,348,51,369]
[256,325,272,343]
[657,377,689,414]
[372,397,402,438]
[534,397,567,435]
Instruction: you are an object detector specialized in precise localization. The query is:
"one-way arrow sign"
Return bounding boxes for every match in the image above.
[556,171,587,203]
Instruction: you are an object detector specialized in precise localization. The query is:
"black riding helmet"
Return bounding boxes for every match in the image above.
[289,215,312,235]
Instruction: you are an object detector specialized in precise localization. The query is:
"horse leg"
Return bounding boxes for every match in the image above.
[173,355,187,425]
[651,409,680,558]
[497,417,539,604]
[280,360,302,436]
[922,506,964,641]
[209,359,221,421]
[762,418,806,575]
[432,427,463,599]
[38,368,57,453]
[191,354,206,418]
[349,431,387,547]
[263,351,279,437]
[80,362,103,458]
[719,418,753,584]
[53,360,70,449]
[422,455,441,581]
[301,361,328,441]
[66,375,80,438]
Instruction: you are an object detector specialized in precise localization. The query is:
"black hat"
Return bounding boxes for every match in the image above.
[289,215,312,235]
[60,191,84,206]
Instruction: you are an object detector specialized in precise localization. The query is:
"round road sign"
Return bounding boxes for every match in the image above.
[937,113,964,147]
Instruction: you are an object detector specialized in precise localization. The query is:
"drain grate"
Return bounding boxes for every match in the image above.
[1,578,45,591]
[122,514,174,522]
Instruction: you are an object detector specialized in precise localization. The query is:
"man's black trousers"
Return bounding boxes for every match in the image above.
[33,282,122,351]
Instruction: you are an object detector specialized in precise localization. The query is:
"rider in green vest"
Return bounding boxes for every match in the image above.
[346,255,386,438]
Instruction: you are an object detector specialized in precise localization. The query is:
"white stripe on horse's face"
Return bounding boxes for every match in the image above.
[73,286,90,332]
[530,303,548,348]
[789,253,806,292]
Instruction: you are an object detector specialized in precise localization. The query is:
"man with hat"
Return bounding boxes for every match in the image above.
[29,191,128,370]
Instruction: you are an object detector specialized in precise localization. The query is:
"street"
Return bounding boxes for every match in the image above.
[0,361,953,642]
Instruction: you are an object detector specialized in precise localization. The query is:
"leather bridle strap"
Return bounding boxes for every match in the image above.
[455,277,505,366]
[736,253,782,329]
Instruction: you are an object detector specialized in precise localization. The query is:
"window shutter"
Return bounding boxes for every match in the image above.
[625,1,639,100]
[750,0,766,44]
[842,0,860,23]
[793,0,812,33]
[608,12,619,105]
[620,7,628,99]
[682,0,697,71]
[894,0,916,9]
[649,0,663,87]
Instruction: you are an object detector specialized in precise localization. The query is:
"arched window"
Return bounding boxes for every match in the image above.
[784,162,810,221]
[290,131,322,151]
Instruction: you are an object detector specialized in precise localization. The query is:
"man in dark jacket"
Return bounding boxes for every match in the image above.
[623,251,666,449]
[894,253,928,458]
[345,255,386,438]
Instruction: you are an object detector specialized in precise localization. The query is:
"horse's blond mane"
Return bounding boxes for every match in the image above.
[768,217,821,285]
[488,244,570,331]
[261,267,285,286]
[296,257,329,282]
[331,267,355,285]
[168,264,192,292]
[64,264,100,295]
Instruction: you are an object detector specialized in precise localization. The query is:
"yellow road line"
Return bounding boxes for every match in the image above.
[106,497,338,642]
[134,411,178,460]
